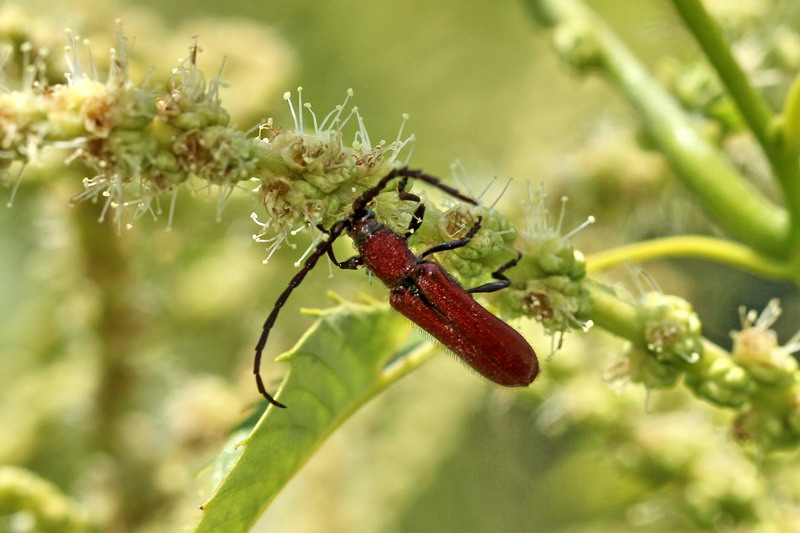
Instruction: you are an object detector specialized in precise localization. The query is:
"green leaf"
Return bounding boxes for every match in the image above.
[191,298,434,533]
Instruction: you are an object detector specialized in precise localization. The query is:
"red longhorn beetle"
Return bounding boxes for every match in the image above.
[254,167,539,408]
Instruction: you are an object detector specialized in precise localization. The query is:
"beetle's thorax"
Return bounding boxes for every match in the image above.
[349,215,417,287]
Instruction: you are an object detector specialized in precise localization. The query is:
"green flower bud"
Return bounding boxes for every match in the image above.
[526,232,577,276]
[639,292,703,367]
[116,89,157,130]
[553,21,604,71]
[153,151,180,173]
[624,346,683,389]
[504,274,591,335]
[685,357,754,408]
[172,111,210,131]
[734,406,800,451]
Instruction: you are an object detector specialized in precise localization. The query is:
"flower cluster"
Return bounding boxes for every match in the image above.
[497,187,594,339]
[641,293,703,366]
[0,29,262,228]
[613,292,704,391]
[0,41,50,199]
[66,32,264,228]
[616,291,758,409]
[729,299,800,450]
[251,88,415,260]
[731,299,800,386]
[2,28,599,350]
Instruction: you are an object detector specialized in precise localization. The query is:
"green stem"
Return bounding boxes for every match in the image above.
[782,73,800,154]
[670,0,774,152]
[771,152,800,253]
[583,280,644,344]
[699,337,733,367]
[671,0,800,252]
[586,235,796,281]
[524,0,788,258]
[779,76,800,250]
[72,205,160,533]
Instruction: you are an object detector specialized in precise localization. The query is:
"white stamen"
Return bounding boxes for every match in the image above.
[98,190,113,223]
[6,165,26,208]
[294,232,322,267]
[562,215,595,241]
[166,188,178,232]
[83,39,97,80]
[337,105,357,134]
[354,107,371,149]
[489,178,513,210]
[320,88,353,131]
[327,252,335,278]
[297,87,304,132]
[782,329,800,355]
[283,91,299,131]
[474,175,496,202]
[304,103,319,133]
[400,136,416,165]
[208,56,228,102]
[756,298,781,329]
[64,30,81,78]
[556,196,568,233]
[395,113,410,144]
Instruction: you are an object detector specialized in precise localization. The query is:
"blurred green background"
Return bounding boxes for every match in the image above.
[2,0,800,532]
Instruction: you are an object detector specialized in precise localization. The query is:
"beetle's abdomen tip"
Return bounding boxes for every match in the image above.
[499,349,539,387]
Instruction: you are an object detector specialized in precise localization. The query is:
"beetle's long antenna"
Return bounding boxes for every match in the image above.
[254,219,349,408]
[351,167,478,213]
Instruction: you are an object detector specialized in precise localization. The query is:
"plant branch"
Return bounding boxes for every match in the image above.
[670,0,774,153]
[523,0,788,257]
[670,0,800,250]
[586,235,796,281]
[583,280,644,343]
[584,280,791,417]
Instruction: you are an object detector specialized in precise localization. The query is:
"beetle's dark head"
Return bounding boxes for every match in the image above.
[347,209,380,246]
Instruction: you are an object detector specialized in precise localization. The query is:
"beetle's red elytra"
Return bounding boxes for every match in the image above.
[254,167,538,408]
[389,263,538,387]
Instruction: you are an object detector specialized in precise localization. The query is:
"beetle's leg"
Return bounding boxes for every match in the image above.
[397,176,421,202]
[328,247,363,270]
[395,176,426,239]
[420,216,482,258]
[467,251,522,294]
[404,203,426,239]
[317,223,363,269]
